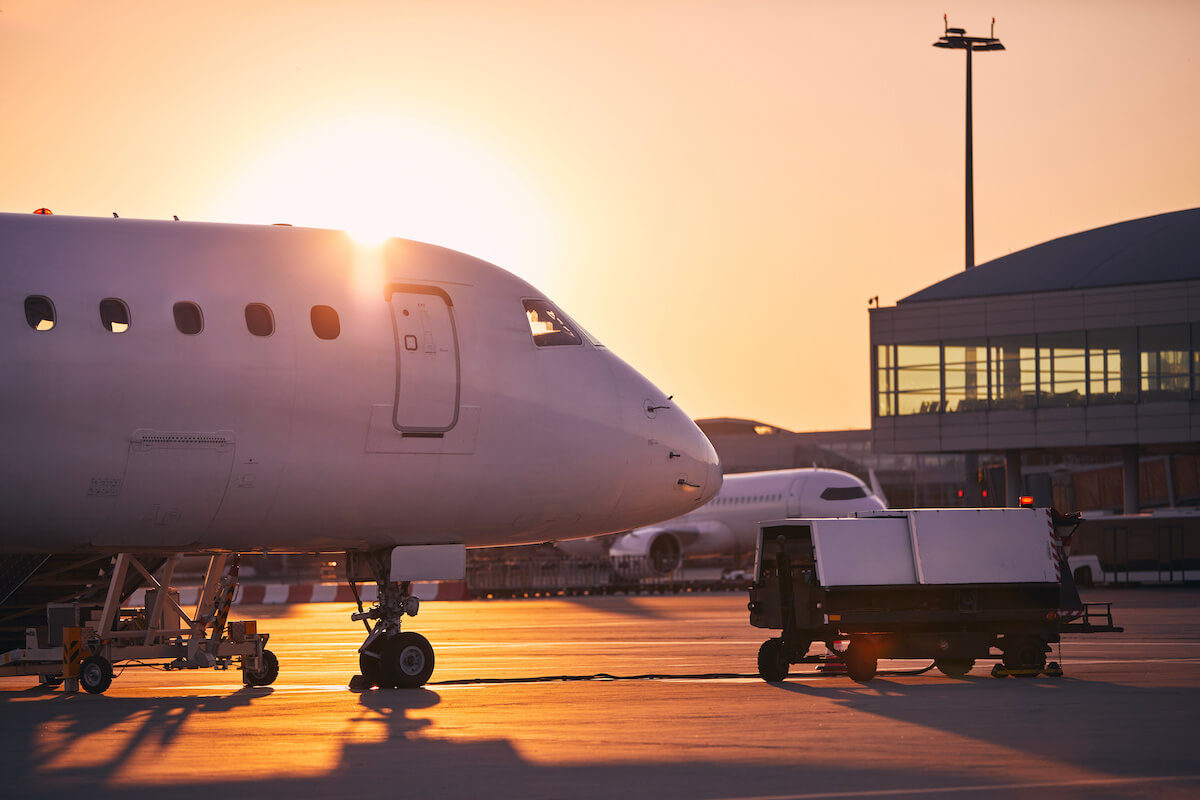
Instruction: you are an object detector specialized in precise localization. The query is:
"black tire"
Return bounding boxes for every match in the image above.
[844,639,877,683]
[359,636,389,688]
[243,649,279,686]
[41,674,63,688]
[1002,635,1047,676]
[757,638,790,682]
[383,631,435,688]
[80,655,113,695]
[935,658,975,678]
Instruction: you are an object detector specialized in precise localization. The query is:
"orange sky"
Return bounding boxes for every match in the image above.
[3,1,1198,432]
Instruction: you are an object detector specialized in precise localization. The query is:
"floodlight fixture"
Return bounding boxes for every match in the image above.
[933,15,1005,270]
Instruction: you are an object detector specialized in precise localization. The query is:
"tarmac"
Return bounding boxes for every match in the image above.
[2,587,1198,799]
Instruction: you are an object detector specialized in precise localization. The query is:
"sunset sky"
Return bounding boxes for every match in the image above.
[3,1,1198,433]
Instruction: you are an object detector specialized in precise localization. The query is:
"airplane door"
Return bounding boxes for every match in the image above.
[386,284,461,433]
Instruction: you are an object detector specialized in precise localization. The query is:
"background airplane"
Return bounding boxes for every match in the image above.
[557,467,886,573]
[0,211,720,688]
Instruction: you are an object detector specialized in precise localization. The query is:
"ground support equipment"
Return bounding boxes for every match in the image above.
[0,552,276,694]
[748,509,1122,684]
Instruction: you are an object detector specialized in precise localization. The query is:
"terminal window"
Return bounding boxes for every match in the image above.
[875,324,1198,416]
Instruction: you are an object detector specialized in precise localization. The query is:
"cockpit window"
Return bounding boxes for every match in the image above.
[523,299,582,347]
[820,486,868,501]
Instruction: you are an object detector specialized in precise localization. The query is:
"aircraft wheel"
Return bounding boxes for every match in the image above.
[935,658,975,678]
[243,649,279,686]
[384,631,435,688]
[757,638,789,682]
[80,655,114,695]
[844,639,877,683]
[359,636,389,688]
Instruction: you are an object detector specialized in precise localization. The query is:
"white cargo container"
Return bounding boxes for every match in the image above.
[748,508,1119,684]
[808,508,1059,588]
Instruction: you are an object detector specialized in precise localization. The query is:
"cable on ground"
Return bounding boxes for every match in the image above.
[429,662,935,686]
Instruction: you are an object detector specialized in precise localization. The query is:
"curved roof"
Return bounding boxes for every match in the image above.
[694,417,792,436]
[901,207,1200,304]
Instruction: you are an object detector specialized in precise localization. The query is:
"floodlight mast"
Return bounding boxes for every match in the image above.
[933,15,1005,270]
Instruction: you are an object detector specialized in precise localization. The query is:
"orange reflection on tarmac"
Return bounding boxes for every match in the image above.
[28,689,399,787]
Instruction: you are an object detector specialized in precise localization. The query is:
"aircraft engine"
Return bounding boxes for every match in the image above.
[609,529,683,575]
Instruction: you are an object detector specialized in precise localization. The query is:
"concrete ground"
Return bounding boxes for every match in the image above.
[1,588,1198,799]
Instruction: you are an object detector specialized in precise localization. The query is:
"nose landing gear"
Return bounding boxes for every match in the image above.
[348,553,435,689]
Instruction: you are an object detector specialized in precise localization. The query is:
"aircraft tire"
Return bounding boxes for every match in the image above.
[757,638,789,682]
[383,631,435,688]
[360,637,389,688]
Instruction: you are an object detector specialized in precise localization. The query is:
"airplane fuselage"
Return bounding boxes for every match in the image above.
[0,214,720,554]
[601,467,885,569]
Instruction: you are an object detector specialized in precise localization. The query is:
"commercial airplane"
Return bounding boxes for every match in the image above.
[0,211,720,688]
[558,468,885,572]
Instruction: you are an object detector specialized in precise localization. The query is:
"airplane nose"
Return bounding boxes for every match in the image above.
[647,395,722,508]
[684,419,721,506]
[599,354,722,530]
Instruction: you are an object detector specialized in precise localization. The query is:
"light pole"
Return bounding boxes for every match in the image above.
[934,16,1004,270]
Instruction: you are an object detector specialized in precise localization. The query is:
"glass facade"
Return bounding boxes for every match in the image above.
[876,325,1200,417]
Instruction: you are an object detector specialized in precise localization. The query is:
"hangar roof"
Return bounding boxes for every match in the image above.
[901,207,1200,304]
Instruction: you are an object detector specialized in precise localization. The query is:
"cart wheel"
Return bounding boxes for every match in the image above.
[934,658,975,678]
[757,638,789,682]
[1001,635,1046,677]
[80,655,113,695]
[844,639,877,683]
[383,631,435,688]
[243,649,279,686]
[41,674,64,688]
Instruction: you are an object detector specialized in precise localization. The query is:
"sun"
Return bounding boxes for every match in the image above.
[213,114,553,287]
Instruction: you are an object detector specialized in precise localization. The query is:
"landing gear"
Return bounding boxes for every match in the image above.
[385,631,435,688]
[348,550,436,689]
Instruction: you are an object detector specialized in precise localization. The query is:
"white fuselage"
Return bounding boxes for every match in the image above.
[601,468,885,567]
[0,214,721,554]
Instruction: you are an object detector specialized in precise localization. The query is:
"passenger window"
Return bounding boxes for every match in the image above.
[100,298,131,333]
[523,298,582,347]
[173,301,203,335]
[311,305,340,340]
[245,303,274,337]
[24,296,55,331]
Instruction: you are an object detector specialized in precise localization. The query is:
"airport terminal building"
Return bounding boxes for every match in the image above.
[869,207,1200,512]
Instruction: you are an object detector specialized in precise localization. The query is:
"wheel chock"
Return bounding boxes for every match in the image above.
[991,662,1063,678]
